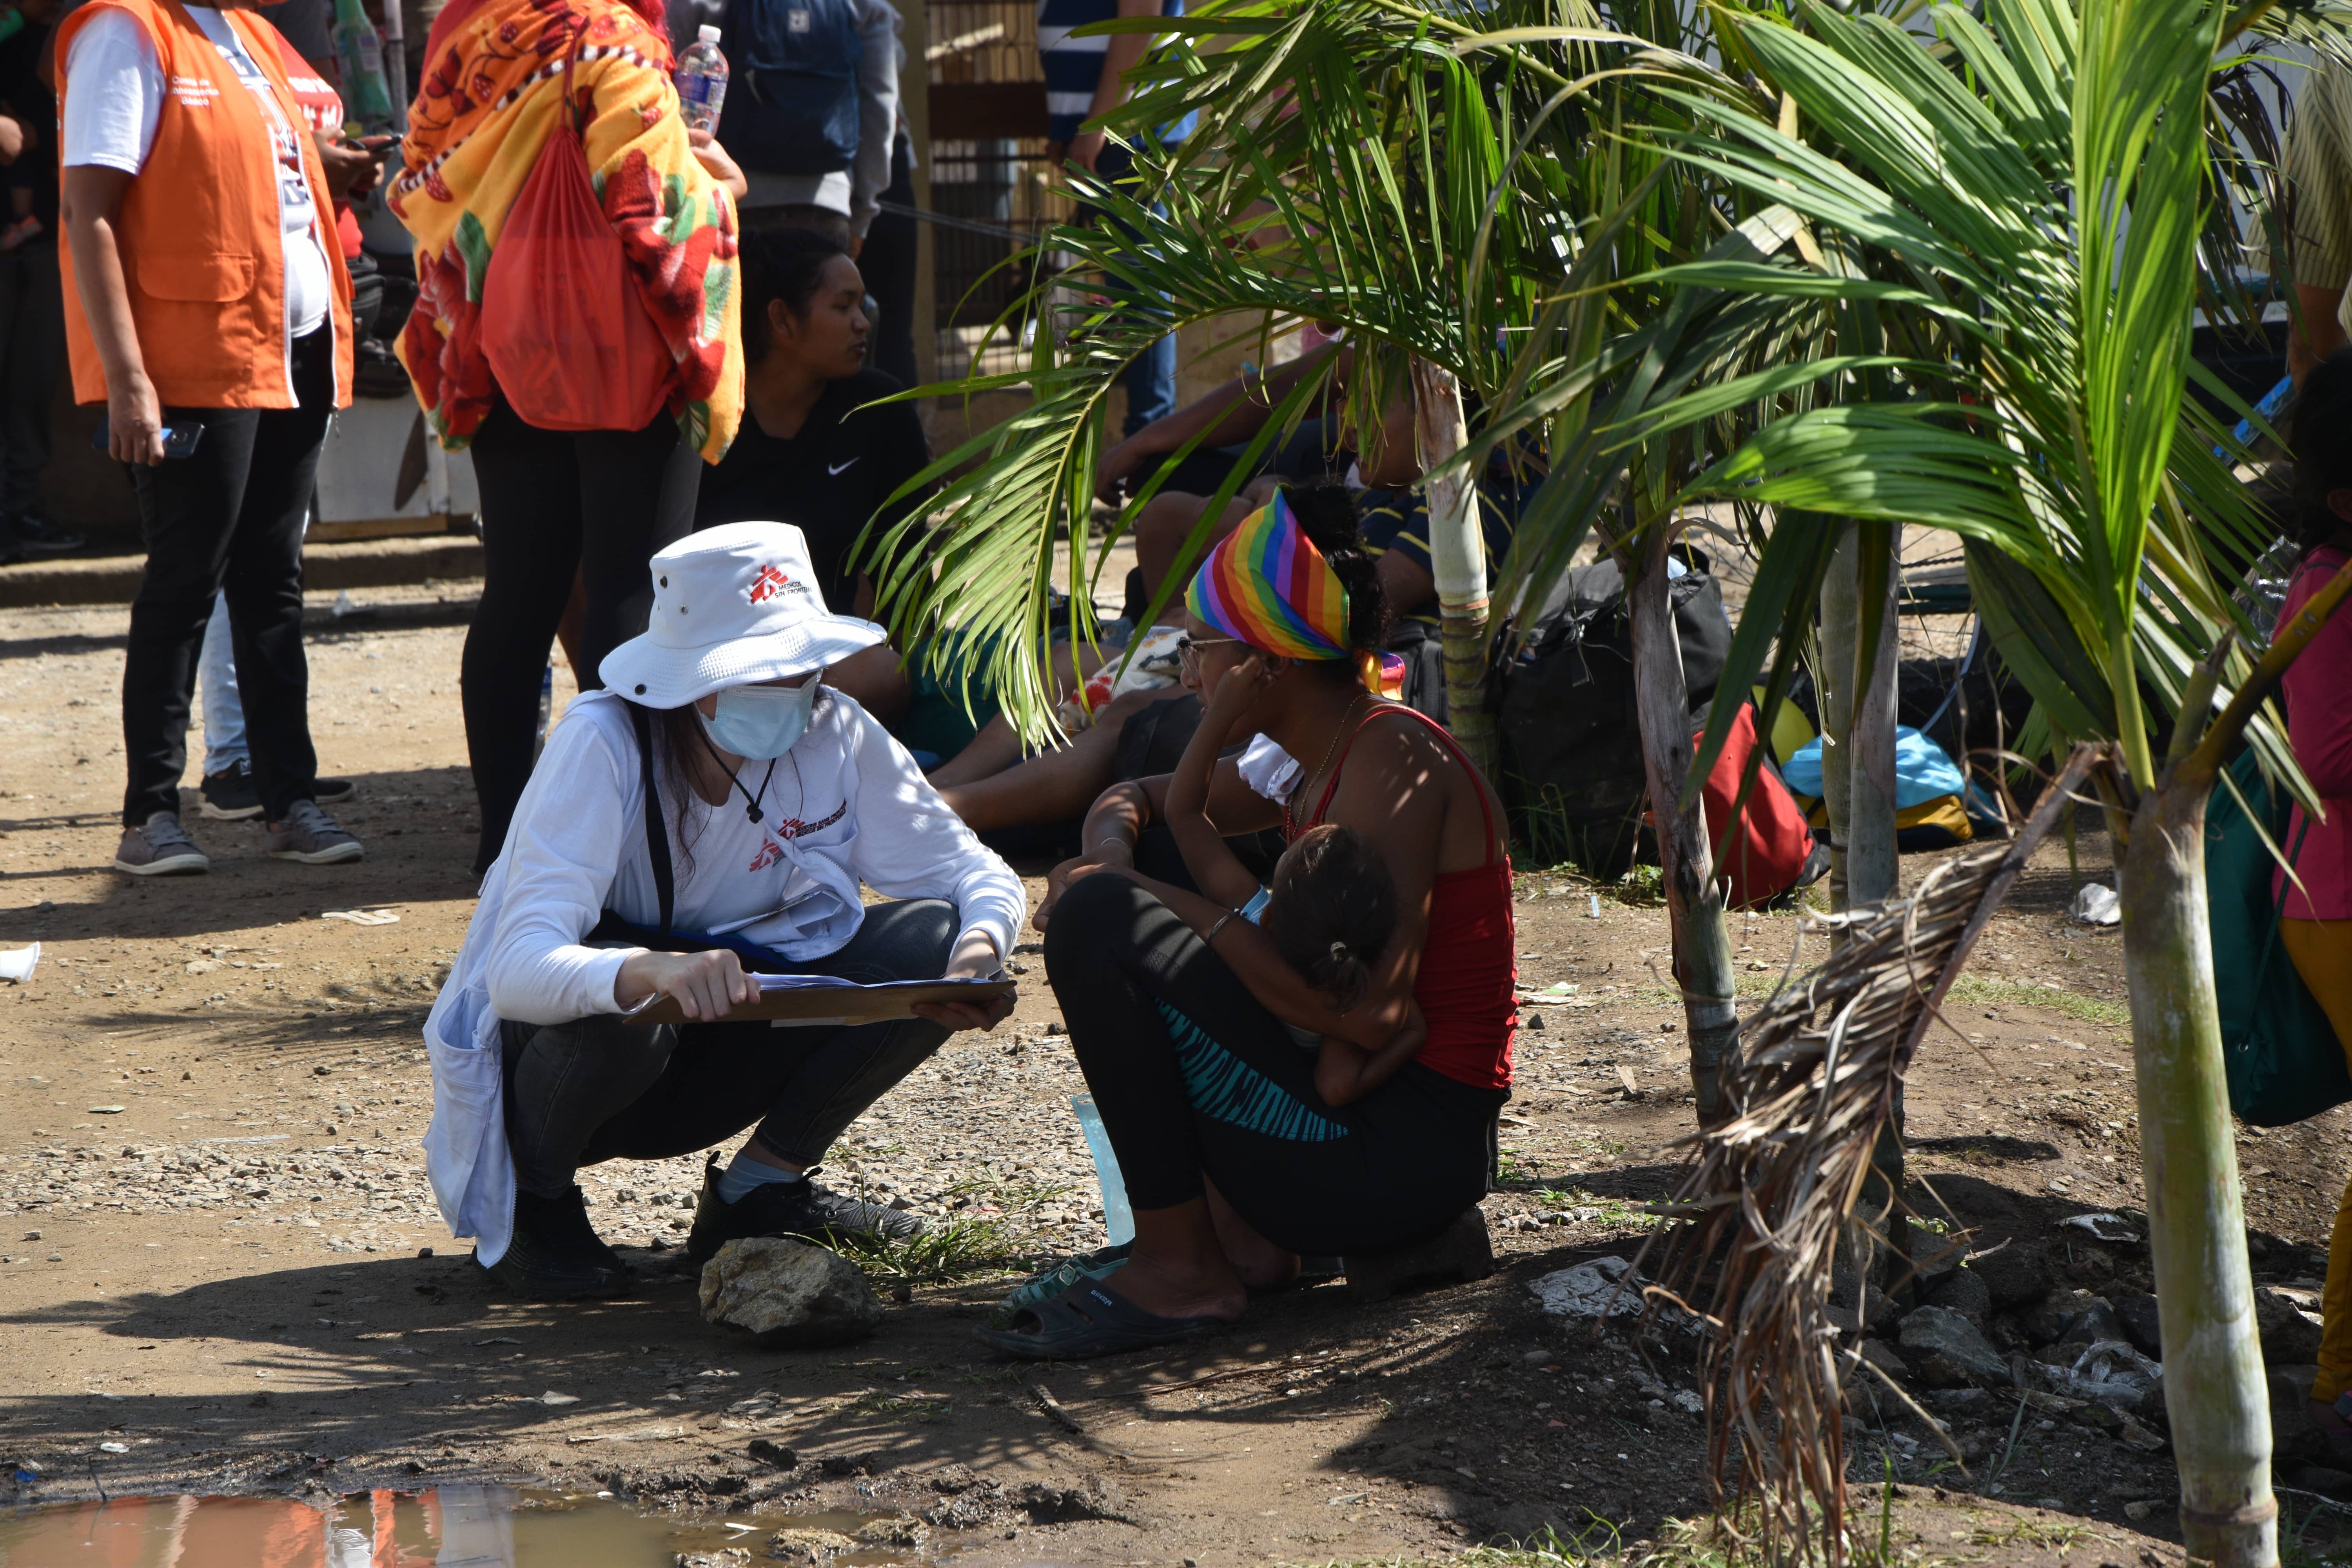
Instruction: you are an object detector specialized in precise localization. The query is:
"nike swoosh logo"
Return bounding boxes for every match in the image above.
[828,458,858,475]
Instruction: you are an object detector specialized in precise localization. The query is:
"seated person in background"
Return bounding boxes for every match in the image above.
[696,227,931,728]
[928,403,1526,835]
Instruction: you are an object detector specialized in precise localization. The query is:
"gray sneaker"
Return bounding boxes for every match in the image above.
[114,810,210,876]
[265,799,363,864]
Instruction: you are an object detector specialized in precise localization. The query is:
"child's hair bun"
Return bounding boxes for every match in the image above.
[1265,824,1398,1011]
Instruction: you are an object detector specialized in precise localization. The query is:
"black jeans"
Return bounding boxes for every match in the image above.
[499,899,959,1199]
[463,397,700,872]
[859,132,919,389]
[0,239,64,515]
[120,325,335,826]
[1042,873,1502,1256]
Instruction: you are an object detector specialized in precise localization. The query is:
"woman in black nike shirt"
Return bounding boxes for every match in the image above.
[696,227,932,724]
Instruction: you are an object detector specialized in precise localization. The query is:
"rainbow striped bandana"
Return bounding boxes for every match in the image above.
[1185,493,1403,697]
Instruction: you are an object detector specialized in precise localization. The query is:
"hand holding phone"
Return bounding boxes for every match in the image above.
[92,412,201,463]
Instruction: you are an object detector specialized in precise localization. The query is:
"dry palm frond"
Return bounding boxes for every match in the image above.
[1642,747,2100,1564]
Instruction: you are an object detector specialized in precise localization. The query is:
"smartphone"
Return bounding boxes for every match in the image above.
[91,419,202,459]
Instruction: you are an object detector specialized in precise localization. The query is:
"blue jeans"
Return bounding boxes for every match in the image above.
[1088,142,1177,437]
[198,591,243,778]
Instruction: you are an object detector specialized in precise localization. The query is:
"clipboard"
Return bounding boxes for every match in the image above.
[622,976,1016,1029]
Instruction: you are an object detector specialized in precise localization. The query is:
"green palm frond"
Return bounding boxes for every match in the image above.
[863,0,1754,742]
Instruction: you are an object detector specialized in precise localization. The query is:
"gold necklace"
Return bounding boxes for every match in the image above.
[1285,693,1369,837]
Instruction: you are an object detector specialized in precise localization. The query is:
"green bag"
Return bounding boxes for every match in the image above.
[2207,748,2352,1126]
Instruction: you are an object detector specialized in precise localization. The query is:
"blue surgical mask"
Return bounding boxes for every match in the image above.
[704,680,819,760]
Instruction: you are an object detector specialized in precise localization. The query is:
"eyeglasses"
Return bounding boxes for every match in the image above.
[1176,633,1241,667]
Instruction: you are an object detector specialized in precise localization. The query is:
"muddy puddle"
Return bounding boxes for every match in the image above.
[0,1485,929,1565]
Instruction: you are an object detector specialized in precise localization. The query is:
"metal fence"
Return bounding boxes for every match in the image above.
[924,0,1069,374]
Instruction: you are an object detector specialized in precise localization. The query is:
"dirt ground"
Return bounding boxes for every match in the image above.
[0,588,2345,1567]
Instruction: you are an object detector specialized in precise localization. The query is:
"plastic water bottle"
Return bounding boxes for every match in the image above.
[330,0,397,131]
[1070,1094,1135,1246]
[675,25,729,134]
[532,664,553,761]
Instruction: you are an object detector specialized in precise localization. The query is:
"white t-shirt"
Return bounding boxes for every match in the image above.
[62,6,332,342]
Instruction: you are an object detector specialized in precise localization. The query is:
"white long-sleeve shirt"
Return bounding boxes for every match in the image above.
[423,686,1025,1264]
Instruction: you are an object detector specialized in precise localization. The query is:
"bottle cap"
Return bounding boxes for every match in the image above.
[697,24,720,43]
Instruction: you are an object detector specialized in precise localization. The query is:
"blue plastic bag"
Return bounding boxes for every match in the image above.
[1782,725,1967,808]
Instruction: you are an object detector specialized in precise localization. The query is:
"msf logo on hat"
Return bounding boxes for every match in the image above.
[747,564,798,604]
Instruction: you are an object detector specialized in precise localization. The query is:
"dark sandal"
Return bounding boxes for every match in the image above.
[986,1242,1136,1328]
[974,1274,1227,1361]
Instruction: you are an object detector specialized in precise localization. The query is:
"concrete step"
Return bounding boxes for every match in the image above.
[0,533,485,608]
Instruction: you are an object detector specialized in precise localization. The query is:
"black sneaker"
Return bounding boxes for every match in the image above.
[686,1154,922,1265]
[9,510,84,555]
[200,760,263,820]
[314,777,356,805]
[478,1186,631,1300]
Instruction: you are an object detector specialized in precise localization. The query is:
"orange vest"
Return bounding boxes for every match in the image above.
[56,0,353,409]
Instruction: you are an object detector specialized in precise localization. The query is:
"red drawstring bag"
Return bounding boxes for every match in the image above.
[1696,703,1816,911]
[478,33,673,432]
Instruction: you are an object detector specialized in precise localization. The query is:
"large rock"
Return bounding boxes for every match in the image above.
[1898,1305,2014,1388]
[1924,1267,1993,1328]
[2110,1286,2163,1358]
[1968,1244,2052,1310]
[2022,1287,2120,1348]
[2256,1287,2325,1365]
[699,1237,883,1347]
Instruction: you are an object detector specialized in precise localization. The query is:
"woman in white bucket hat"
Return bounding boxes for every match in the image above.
[422,522,1024,1299]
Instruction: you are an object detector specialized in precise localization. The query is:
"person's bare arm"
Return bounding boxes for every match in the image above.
[1354,389,1423,488]
[1096,341,1347,502]
[1162,656,1275,909]
[0,114,23,165]
[1313,1002,1428,1106]
[687,127,748,202]
[1063,860,1409,1052]
[2293,283,2348,387]
[1377,546,1437,622]
[312,132,381,202]
[61,164,163,465]
[1032,757,1281,930]
[1064,0,1162,176]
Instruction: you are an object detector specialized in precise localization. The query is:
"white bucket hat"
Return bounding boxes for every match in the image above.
[599,522,887,708]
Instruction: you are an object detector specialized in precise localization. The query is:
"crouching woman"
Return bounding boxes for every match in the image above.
[424,522,1022,1299]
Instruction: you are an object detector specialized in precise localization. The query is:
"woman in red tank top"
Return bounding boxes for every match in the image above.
[979,486,1515,1361]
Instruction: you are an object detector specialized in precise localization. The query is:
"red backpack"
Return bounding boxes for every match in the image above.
[477,32,673,433]
[1697,704,1815,911]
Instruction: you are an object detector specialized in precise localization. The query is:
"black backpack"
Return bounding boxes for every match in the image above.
[1493,554,1732,878]
[716,0,863,176]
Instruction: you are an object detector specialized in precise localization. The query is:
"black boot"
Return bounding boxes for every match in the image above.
[478,1185,631,1299]
[686,1153,924,1265]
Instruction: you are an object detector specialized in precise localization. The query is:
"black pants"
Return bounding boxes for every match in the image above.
[1042,873,1502,1256]
[0,239,64,515]
[120,325,335,826]
[463,397,699,872]
[859,133,919,389]
[499,899,958,1198]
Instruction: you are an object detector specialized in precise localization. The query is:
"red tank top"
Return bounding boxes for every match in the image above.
[1289,704,1516,1090]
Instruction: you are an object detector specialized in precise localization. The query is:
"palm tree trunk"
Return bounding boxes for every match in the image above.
[1820,527,1901,924]
[1622,522,1739,1123]
[1409,358,1498,780]
[2118,772,2276,1568]
[1850,532,1900,905]
[1819,529,1858,920]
